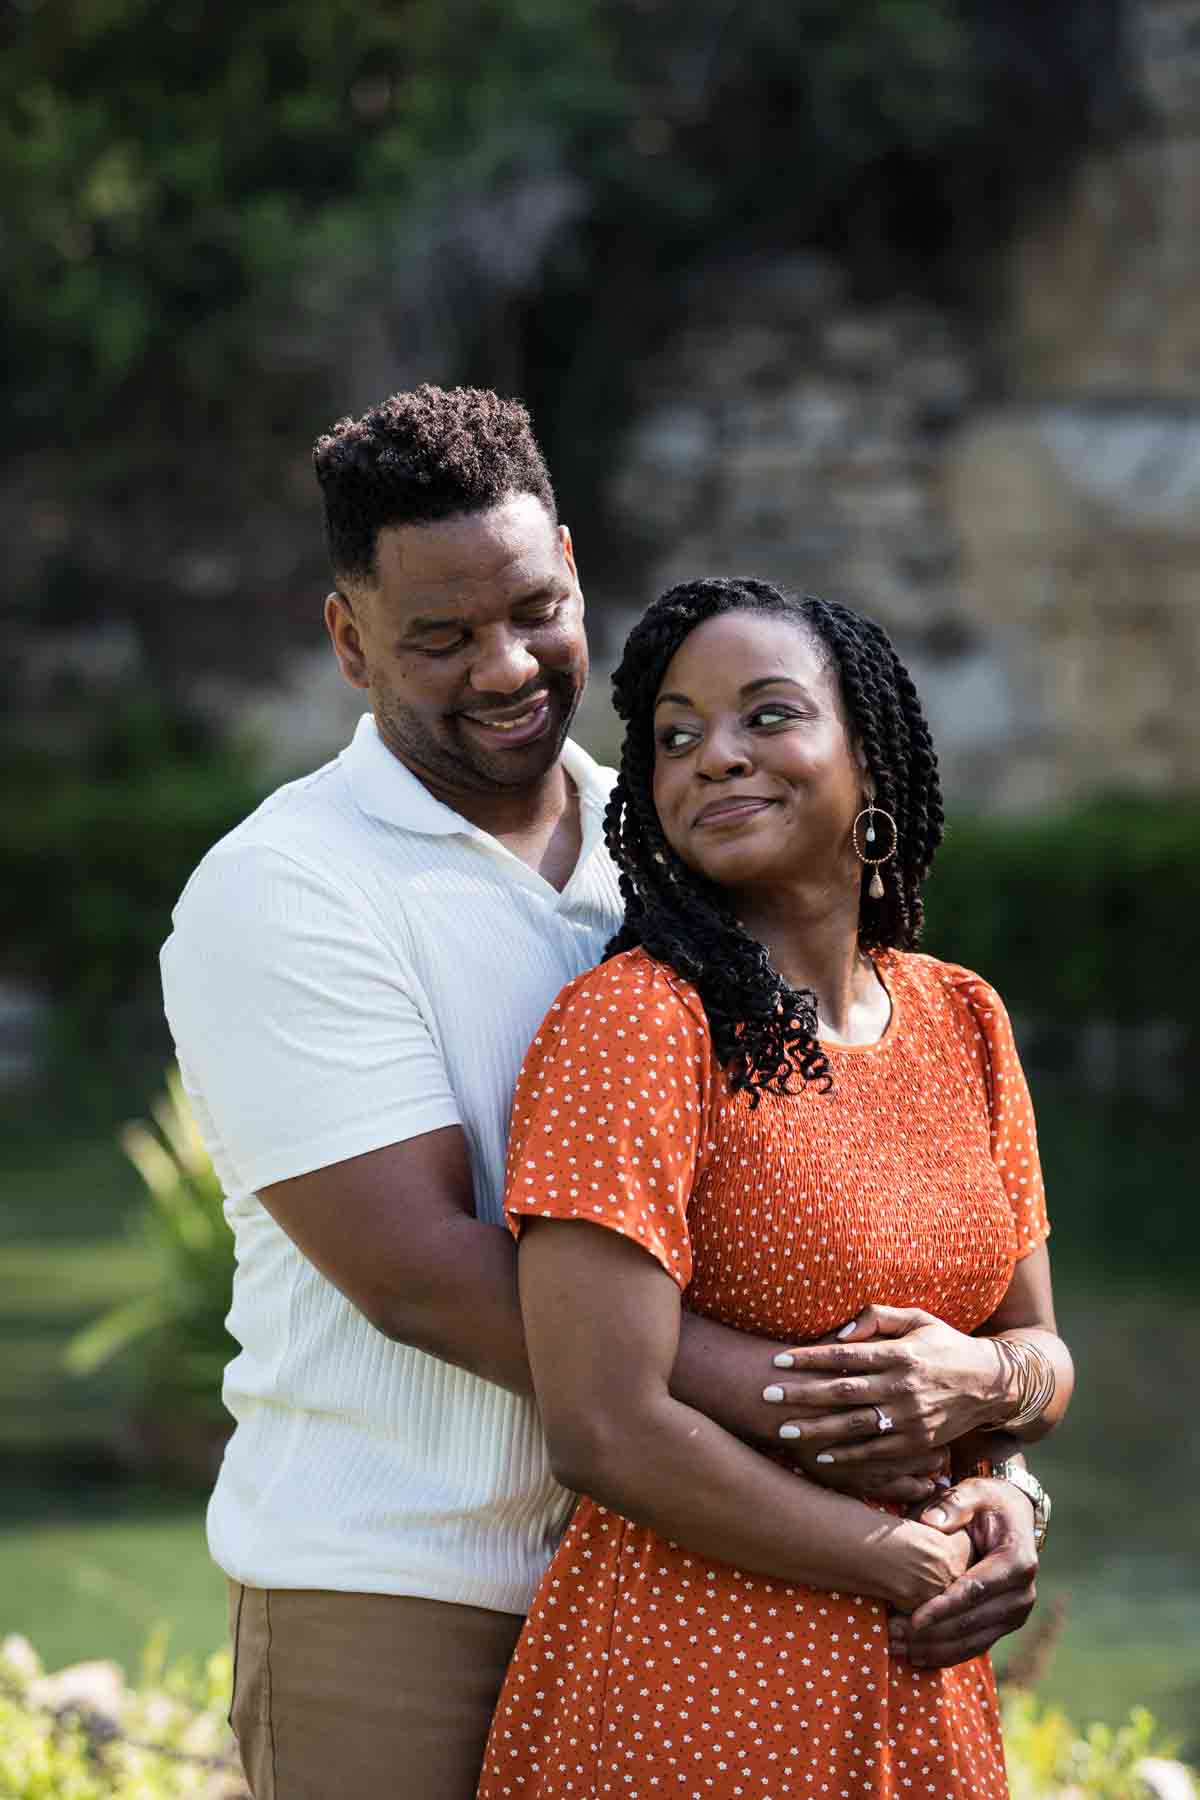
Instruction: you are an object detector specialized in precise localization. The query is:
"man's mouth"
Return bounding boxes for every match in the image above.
[458,693,553,747]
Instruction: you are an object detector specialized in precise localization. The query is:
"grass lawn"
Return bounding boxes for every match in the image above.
[0,1473,222,1676]
[2,1081,1197,1757]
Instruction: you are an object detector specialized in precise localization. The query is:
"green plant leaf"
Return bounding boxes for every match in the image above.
[62,1292,173,1376]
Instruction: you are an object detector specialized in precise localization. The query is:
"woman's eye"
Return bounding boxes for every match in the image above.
[750,705,795,728]
[658,726,696,753]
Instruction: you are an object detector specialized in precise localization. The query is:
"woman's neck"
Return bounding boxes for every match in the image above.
[735,881,886,1045]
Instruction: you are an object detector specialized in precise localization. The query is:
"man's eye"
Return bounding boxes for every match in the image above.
[515,602,562,627]
[421,638,467,657]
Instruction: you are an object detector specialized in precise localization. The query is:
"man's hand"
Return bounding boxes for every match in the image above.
[888,1477,1038,1669]
[762,1304,1000,1470]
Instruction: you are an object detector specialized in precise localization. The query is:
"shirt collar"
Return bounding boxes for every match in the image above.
[342,712,614,840]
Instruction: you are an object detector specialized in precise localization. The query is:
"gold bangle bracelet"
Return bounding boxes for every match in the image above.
[988,1338,1055,1431]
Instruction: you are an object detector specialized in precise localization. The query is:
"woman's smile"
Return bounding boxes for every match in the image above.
[693,794,779,828]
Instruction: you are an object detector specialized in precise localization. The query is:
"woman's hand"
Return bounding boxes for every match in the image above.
[891,1477,1039,1669]
[762,1304,1002,1471]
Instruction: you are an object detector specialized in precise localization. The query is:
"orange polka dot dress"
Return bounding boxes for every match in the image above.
[479,947,1050,1800]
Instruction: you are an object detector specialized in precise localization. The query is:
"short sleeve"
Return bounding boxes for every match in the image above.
[947,967,1051,1259]
[161,843,461,1194]
[503,953,717,1290]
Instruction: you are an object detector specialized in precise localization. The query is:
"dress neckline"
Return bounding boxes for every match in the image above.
[817,951,900,1058]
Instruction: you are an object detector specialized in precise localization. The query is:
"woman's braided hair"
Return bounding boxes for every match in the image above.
[603,577,944,1103]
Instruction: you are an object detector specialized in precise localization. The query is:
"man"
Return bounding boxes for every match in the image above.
[162,385,1039,1799]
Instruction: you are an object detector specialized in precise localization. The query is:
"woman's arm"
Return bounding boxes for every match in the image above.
[519,1216,970,1615]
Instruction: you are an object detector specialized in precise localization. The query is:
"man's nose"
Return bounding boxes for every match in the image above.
[470,628,540,695]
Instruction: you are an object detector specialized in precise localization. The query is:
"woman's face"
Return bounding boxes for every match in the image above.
[650,610,867,898]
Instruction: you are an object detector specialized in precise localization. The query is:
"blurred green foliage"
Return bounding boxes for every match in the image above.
[924,796,1198,1030]
[1001,1690,1188,1799]
[2,0,998,448]
[65,1067,234,1433]
[0,702,263,1047]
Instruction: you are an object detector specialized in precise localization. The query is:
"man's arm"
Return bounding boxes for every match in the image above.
[259,1133,955,1515]
[257,1132,814,1419]
[261,1137,1038,1672]
[258,1128,534,1396]
[169,846,951,1491]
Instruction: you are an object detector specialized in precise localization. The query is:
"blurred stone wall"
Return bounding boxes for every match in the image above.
[601,0,1200,811]
[950,0,1200,807]
[596,260,1000,797]
[16,0,1198,809]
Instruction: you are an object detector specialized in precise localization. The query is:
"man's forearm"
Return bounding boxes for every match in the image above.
[370,1215,533,1398]
[670,1307,787,1446]
[383,1236,793,1421]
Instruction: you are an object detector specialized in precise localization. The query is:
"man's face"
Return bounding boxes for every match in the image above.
[325,494,588,803]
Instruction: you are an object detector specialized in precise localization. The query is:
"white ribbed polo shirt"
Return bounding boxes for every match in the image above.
[160,713,622,1613]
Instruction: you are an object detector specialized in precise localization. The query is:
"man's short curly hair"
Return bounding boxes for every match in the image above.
[312,383,557,585]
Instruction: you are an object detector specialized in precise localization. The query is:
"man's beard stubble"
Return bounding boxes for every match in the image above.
[372,668,581,796]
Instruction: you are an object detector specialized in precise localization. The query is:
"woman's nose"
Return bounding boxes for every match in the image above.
[696,724,751,780]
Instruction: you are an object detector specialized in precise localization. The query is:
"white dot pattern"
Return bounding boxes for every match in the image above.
[479,949,1050,1798]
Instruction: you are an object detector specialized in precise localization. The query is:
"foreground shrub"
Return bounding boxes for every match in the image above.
[1002,1688,1193,1799]
[2,1630,1193,1799]
[0,1633,244,1799]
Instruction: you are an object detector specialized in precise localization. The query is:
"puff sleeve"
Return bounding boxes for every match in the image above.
[504,952,718,1289]
[947,966,1051,1259]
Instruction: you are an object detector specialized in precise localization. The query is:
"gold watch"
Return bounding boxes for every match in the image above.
[976,1456,1051,1553]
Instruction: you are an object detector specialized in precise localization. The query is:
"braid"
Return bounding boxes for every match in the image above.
[605,578,944,1103]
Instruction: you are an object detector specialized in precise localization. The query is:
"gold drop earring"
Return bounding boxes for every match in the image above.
[851,802,898,900]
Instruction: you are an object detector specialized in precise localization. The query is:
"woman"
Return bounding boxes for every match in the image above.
[477,580,1073,1799]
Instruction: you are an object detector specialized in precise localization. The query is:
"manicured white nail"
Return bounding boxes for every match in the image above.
[763,1385,785,1403]
[836,1321,858,1340]
[779,1424,802,1439]
[815,1452,835,1464]
[772,1352,795,1368]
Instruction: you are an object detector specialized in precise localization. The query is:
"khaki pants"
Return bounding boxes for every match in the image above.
[227,1583,523,1800]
